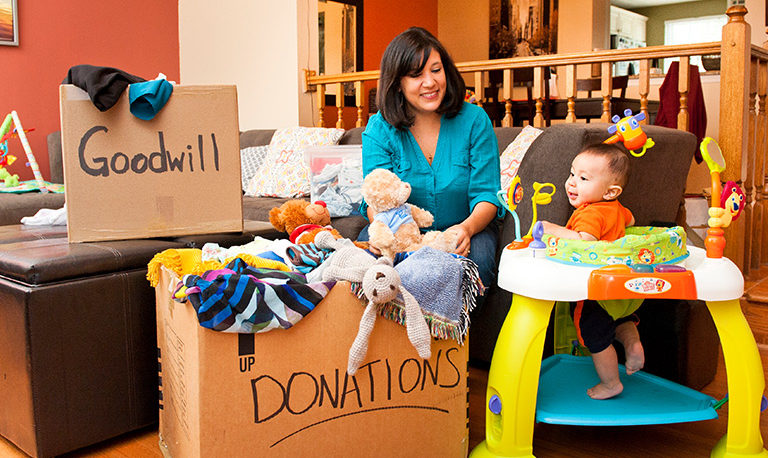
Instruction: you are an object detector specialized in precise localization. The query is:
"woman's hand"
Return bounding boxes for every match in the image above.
[447,224,471,257]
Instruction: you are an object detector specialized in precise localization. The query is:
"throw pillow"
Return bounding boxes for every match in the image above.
[246,127,345,198]
[499,125,543,193]
[240,145,270,192]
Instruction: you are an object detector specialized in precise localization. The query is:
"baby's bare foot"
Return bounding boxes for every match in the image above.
[587,381,623,400]
[625,340,645,375]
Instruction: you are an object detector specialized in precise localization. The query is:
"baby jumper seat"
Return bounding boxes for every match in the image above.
[543,225,688,267]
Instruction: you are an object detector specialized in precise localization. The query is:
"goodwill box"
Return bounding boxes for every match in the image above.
[59,84,243,243]
[155,268,469,458]
[304,144,363,217]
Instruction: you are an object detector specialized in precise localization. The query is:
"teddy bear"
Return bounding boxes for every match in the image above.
[362,168,458,260]
[268,199,368,249]
[268,199,342,244]
[314,231,431,374]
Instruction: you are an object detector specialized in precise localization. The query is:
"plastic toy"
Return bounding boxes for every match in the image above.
[496,178,555,249]
[9,111,46,190]
[470,136,767,457]
[699,137,744,258]
[604,109,655,157]
[496,175,525,240]
[0,167,19,187]
[0,111,48,192]
[523,182,556,240]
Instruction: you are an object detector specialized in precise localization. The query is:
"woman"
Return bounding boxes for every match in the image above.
[360,26,501,295]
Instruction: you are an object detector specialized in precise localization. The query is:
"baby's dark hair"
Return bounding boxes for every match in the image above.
[579,143,631,187]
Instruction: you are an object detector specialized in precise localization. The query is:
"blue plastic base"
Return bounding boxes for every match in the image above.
[536,354,718,426]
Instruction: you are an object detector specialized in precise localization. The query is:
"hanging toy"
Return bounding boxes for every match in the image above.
[604,109,655,157]
[497,175,525,241]
[0,142,16,169]
[708,180,745,228]
[498,177,555,249]
[523,181,556,240]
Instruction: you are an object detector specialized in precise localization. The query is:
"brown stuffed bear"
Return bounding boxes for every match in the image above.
[268,199,367,249]
[268,199,341,244]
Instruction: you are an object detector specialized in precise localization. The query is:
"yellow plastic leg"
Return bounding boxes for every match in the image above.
[706,299,768,458]
[470,295,555,458]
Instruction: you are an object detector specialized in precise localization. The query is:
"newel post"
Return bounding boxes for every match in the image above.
[719,5,751,269]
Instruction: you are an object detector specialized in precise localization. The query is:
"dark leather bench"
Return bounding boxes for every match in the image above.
[0,222,280,457]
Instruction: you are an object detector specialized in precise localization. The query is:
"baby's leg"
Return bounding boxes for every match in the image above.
[615,320,644,375]
[588,345,623,399]
[573,300,624,399]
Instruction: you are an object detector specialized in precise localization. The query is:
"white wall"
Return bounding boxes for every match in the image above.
[745,0,767,46]
[179,0,317,129]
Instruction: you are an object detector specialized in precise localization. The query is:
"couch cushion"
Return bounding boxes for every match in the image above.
[0,234,185,284]
[47,131,64,184]
[339,127,364,144]
[239,129,275,148]
[0,193,66,226]
[493,127,524,152]
[0,224,68,244]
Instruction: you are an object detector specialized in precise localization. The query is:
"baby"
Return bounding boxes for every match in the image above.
[542,143,643,400]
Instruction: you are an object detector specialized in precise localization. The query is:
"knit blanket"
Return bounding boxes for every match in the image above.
[351,247,482,343]
[175,258,336,333]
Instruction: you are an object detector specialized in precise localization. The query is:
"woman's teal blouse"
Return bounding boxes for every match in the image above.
[361,102,501,231]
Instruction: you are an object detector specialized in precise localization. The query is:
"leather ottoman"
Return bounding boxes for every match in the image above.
[0,222,279,457]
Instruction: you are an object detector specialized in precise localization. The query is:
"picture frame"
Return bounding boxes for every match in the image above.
[0,0,18,47]
[490,0,557,60]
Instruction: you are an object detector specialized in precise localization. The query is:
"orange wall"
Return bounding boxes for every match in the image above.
[0,0,179,181]
[363,0,438,71]
[322,0,438,128]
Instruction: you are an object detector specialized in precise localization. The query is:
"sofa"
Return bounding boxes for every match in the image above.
[237,123,719,391]
[19,125,720,389]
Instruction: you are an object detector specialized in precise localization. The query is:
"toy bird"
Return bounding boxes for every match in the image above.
[604,109,655,157]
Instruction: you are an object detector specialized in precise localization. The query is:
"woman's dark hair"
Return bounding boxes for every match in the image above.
[376,27,465,130]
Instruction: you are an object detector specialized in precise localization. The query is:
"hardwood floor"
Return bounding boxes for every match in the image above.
[4,270,768,457]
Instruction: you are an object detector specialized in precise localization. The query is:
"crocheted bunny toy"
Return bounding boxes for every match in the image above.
[362,168,458,260]
[315,231,431,374]
[350,259,431,374]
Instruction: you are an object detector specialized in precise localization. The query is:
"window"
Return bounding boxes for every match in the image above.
[663,15,727,72]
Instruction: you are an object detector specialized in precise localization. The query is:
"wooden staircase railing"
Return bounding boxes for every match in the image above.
[303,6,767,279]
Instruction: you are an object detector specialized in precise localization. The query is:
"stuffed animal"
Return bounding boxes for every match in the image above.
[362,168,457,259]
[268,199,344,244]
[315,231,431,374]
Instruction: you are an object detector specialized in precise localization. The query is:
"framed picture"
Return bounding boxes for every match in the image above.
[490,0,558,59]
[0,0,18,46]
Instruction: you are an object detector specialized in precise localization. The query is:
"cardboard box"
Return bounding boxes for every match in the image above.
[155,268,469,458]
[59,84,243,243]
